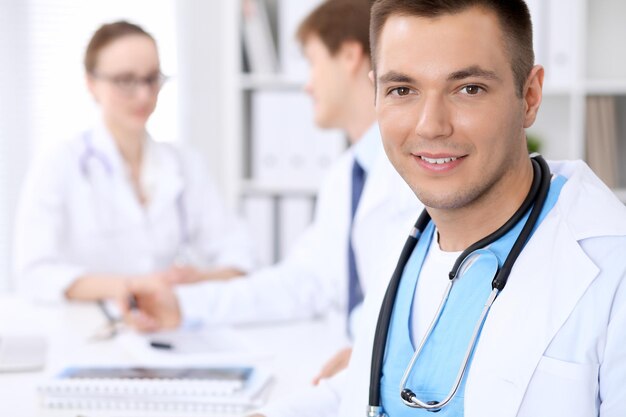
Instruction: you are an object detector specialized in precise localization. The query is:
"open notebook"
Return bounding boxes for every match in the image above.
[38,365,272,413]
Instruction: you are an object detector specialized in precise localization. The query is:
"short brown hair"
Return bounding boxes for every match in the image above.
[84,20,155,73]
[297,0,372,56]
[370,0,534,96]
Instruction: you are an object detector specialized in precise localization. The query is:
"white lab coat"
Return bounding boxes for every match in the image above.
[177,130,420,330]
[339,160,626,417]
[14,122,256,302]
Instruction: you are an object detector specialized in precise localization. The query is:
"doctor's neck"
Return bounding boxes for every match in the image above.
[429,158,534,252]
[107,122,146,166]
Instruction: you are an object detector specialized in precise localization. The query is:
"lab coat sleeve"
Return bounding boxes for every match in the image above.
[176,156,348,325]
[13,146,87,302]
[598,242,626,417]
[183,150,257,273]
[176,216,335,324]
[253,371,345,417]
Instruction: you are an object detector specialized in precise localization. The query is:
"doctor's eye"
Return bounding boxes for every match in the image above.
[92,71,168,95]
[388,87,413,97]
[459,85,484,96]
[111,75,137,90]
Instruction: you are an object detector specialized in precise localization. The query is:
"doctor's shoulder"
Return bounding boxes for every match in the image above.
[22,132,87,190]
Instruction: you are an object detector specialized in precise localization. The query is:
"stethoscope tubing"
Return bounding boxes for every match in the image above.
[368,155,552,414]
[369,210,430,407]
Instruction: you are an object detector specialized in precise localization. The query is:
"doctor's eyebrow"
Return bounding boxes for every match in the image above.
[377,71,416,85]
[447,66,500,82]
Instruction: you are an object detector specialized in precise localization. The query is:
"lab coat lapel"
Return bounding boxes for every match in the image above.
[354,153,409,224]
[90,123,145,227]
[464,210,599,417]
[355,155,388,221]
[144,142,185,221]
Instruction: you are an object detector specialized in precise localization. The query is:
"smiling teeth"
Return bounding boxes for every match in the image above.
[420,156,458,164]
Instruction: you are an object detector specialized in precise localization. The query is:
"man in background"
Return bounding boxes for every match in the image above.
[125,0,418,390]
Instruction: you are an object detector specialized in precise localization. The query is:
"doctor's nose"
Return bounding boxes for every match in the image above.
[414,94,453,140]
[134,83,159,102]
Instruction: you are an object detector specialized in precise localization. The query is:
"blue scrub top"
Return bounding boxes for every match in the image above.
[380,175,567,416]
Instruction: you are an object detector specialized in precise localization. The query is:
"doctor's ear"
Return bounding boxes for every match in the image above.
[522,65,544,128]
[338,40,367,76]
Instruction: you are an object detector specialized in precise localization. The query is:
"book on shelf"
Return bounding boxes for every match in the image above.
[242,0,279,74]
[38,365,272,413]
[278,0,323,81]
[250,90,345,189]
[241,193,316,265]
[241,194,275,266]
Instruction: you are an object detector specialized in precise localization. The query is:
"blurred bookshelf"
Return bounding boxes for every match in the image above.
[526,0,626,202]
[224,0,346,265]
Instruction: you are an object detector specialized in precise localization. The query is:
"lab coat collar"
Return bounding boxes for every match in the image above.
[90,120,185,216]
[352,123,382,173]
[465,160,626,417]
[141,140,185,219]
[354,124,418,223]
[90,120,126,177]
[550,160,626,239]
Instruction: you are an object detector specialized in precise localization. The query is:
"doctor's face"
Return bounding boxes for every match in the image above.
[374,8,539,212]
[87,34,161,135]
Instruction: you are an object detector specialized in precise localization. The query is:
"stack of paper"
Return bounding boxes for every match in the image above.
[38,365,272,414]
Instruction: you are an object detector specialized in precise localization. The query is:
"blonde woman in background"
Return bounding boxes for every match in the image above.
[14,21,255,329]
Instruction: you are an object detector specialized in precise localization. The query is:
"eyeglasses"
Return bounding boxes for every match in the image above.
[91,71,169,95]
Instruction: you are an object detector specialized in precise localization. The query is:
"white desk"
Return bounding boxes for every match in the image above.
[0,295,348,416]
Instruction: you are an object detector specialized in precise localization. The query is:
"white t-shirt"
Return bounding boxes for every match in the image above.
[410,231,462,346]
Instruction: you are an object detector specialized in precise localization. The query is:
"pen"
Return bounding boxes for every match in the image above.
[150,340,174,350]
[128,294,139,311]
[96,300,117,325]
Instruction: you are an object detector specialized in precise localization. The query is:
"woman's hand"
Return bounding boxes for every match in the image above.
[120,273,181,332]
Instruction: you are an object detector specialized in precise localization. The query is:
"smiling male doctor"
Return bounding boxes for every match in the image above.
[335,1,626,417]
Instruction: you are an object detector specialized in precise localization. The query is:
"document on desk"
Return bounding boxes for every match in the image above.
[38,365,272,413]
[116,320,273,366]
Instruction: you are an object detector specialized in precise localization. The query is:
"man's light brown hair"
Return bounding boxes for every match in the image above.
[297,0,372,56]
[370,0,534,97]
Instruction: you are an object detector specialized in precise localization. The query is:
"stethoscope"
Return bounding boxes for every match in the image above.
[79,132,192,261]
[367,154,551,417]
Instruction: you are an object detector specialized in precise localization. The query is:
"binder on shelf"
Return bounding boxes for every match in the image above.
[241,194,276,266]
[242,0,279,74]
[617,96,626,188]
[251,90,345,189]
[524,0,547,69]
[586,96,619,188]
[240,193,316,265]
[38,365,272,413]
[278,0,324,81]
[546,0,576,88]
